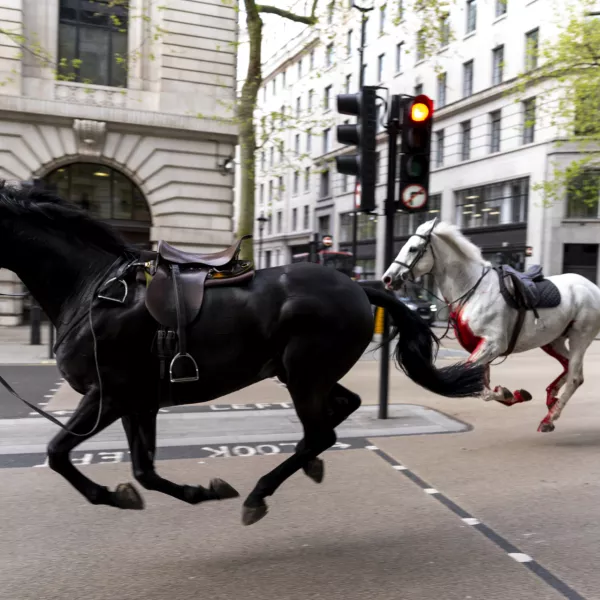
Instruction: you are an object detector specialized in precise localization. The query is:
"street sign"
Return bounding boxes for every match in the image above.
[400,184,427,210]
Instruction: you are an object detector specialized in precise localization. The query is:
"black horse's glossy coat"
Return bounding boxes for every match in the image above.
[0,183,485,524]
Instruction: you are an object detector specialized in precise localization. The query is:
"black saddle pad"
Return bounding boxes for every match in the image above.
[535,279,561,309]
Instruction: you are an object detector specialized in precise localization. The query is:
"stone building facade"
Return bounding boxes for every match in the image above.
[0,0,238,324]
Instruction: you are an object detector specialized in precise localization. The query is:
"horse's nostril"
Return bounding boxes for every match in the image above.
[383,276,392,284]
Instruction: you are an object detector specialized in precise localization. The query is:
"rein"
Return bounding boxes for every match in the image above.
[0,255,138,437]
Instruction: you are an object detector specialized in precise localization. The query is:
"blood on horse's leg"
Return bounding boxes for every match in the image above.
[541,339,569,410]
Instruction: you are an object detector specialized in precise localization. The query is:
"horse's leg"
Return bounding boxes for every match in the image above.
[296,384,361,484]
[47,390,142,509]
[467,339,529,405]
[541,337,570,411]
[122,411,239,504]
[538,330,591,432]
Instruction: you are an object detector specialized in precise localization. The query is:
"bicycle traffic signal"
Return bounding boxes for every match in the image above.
[398,94,434,212]
[335,86,378,212]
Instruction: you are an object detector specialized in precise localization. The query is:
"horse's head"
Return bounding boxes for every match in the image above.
[382,218,438,289]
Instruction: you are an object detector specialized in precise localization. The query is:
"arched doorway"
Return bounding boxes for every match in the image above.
[45,163,151,248]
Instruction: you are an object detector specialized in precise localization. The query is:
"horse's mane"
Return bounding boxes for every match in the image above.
[0,180,134,256]
[429,220,487,265]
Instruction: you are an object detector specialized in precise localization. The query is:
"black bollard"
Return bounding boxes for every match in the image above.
[48,322,55,359]
[30,301,41,345]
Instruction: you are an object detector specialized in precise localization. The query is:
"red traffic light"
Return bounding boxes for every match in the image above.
[409,94,434,123]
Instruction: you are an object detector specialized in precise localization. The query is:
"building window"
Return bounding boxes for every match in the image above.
[282,69,287,88]
[327,2,334,24]
[378,54,385,82]
[340,212,377,242]
[267,218,272,236]
[437,72,447,108]
[268,180,273,202]
[490,110,501,153]
[379,4,386,34]
[416,29,425,62]
[525,28,539,71]
[463,60,474,97]
[297,58,303,79]
[324,85,332,110]
[304,167,311,192]
[278,176,284,200]
[563,244,598,283]
[414,83,423,96]
[46,163,150,227]
[566,171,600,219]
[291,208,297,231]
[276,210,282,233]
[320,170,331,198]
[461,120,471,161]
[440,14,450,47]
[260,151,265,171]
[523,98,536,144]
[58,0,129,87]
[342,173,348,192]
[455,177,529,229]
[296,96,301,117]
[278,141,284,162]
[361,63,367,84]
[310,49,315,71]
[259,183,264,205]
[397,0,404,21]
[435,130,444,167]
[272,78,276,96]
[293,171,299,195]
[270,147,274,167]
[303,205,310,228]
[295,134,300,154]
[345,73,352,93]
[395,42,403,73]
[323,128,331,154]
[347,29,353,56]
[326,43,334,67]
[495,0,507,18]
[466,0,477,33]
[318,215,331,237]
[394,194,441,238]
[307,131,312,153]
[308,89,314,111]
[492,45,504,85]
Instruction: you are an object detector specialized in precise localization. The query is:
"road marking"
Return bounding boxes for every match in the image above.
[365,445,379,450]
[371,447,586,600]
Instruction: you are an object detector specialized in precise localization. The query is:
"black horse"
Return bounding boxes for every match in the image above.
[0,183,484,525]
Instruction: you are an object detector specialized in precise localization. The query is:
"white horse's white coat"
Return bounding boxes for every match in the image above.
[382,219,600,432]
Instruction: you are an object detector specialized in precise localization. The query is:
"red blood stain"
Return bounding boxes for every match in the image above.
[450,310,483,356]
[541,343,569,408]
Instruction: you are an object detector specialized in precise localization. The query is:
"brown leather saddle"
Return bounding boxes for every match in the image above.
[141,235,254,383]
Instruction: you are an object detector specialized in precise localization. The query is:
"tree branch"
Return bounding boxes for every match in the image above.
[256,3,318,25]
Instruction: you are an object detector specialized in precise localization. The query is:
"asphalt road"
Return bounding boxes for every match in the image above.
[1,343,600,598]
[0,365,62,419]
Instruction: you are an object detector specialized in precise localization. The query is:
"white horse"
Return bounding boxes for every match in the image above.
[382,218,600,432]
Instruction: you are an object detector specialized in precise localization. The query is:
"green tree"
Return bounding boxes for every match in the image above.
[515,0,600,211]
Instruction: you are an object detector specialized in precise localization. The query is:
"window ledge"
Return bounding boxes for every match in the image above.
[493,13,507,24]
[464,31,476,41]
[562,218,600,224]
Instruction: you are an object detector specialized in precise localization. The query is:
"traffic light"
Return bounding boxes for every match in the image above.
[398,94,434,212]
[335,86,378,212]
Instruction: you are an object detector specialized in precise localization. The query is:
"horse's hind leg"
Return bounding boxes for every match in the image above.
[122,411,239,504]
[541,337,570,410]
[538,330,592,432]
[297,384,361,484]
[47,390,142,509]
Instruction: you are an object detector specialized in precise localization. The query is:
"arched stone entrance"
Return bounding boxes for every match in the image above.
[44,162,152,248]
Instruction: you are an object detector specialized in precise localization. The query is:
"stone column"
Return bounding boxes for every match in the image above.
[0,270,24,326]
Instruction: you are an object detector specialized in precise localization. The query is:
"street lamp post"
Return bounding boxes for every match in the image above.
[256,212,269,269]
[351,0,375,278]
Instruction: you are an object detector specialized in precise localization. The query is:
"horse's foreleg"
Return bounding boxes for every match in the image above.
[467,339,531,406]
[541,338,570,410]
[122,411,239,504]
[47,390,142,509]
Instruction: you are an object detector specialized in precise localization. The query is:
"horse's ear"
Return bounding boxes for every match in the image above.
[429,217,439,232]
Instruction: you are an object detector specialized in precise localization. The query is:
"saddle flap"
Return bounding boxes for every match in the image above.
[145,265,207,329]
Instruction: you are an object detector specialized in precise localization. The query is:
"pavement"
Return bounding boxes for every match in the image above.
[3,326,600,598]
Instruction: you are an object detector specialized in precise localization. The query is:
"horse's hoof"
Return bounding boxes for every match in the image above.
[242,501,268,526]
[303,458,324,484]
[114,483,145,510]
[501,387,513,400]
[210,478,240,500]
[514,389,533,403]
[538,421,555,433]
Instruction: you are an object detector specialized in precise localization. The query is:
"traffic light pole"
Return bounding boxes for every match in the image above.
[378,95,400,420]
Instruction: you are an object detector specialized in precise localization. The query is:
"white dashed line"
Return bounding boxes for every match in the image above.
[365,445,378,451]
[462,517,481,526]
[509,553,533,563]
[392,465,408,471]
[424,488,439,494]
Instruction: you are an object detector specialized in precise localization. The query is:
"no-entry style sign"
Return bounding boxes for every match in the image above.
[400,184,427,210]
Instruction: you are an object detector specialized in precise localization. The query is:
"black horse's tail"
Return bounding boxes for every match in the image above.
[364,287,485,398]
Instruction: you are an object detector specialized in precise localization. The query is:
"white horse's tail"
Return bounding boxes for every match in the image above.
[364,287,485,398]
